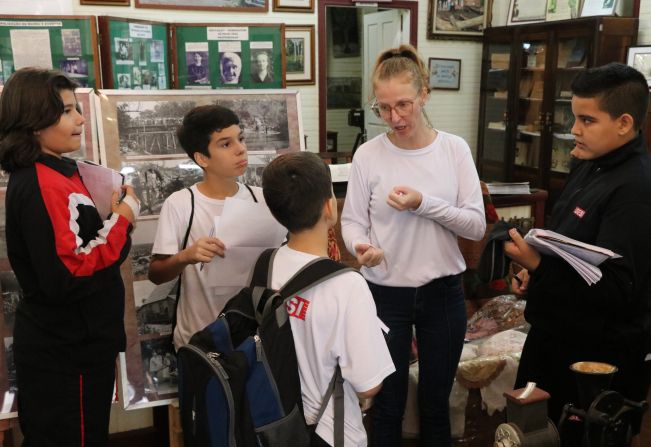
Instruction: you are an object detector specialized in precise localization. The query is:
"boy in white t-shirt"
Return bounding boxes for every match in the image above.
[262,152,395,447]
[149,105,263,349]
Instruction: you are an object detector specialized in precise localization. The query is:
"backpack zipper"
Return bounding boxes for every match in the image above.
[180,344,236,446]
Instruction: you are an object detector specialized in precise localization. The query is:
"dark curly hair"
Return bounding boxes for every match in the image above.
[0,68,78,173]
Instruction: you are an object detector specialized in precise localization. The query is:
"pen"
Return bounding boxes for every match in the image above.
[199,226,215,271]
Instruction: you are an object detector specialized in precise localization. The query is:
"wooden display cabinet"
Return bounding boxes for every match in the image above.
[476,17,638,218]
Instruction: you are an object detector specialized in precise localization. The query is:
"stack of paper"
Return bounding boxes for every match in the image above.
[77,161,124,219]
[524,229,621,285]
[486,182,531,195]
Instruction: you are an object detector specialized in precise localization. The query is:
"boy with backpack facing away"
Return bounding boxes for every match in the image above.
[262,151,395,447]
[149,104,265,349]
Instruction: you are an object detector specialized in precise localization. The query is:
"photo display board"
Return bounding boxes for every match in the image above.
[172,23,285,90]
[0,15,100,87]
[99,17,170,90]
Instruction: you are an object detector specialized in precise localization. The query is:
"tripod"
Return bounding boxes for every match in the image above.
[352,127,367,155]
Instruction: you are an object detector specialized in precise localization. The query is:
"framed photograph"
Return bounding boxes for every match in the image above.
[327,77,362,109]
[427,0,487,41]
[272,0,313,13]
[546,0,579,21]
[627,46,651,86]
[329,8,360,58]
[285,25,315,86]
[580,0,618,17]
[135,0,268,12]
[508,0,549,25]
[428,58,461,90]
[80,0,130,5]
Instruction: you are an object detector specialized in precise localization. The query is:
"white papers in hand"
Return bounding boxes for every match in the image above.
[203,197,286,287]
[524,229,622,285]
[77,161,124,220]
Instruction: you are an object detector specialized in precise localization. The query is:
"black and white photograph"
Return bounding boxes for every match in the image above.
[133,66,142,86]
[0,271,20,331]
[250,49,274,84]
[186,51,210,85]
[140,335,177,398]
[134,281,176,337]
[239,151,277,187]
[115,38,134,64]
[61,29,82,57]
[329,8,359,58]
[150,40,164,63]
[141,69,159,90]
[118,73,131,89]
[121,158,202,217]
[216,97,291,151]
[219,51,242,85]
[131,243,154,281]
[59,59,89,86]
[116,100,195,157]
[326,77,362,109]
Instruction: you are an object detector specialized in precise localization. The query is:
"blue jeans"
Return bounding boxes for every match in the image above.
[369,274,466,447]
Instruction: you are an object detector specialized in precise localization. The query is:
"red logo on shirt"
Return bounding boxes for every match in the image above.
[573,207,586,218]
[286,296,310,321]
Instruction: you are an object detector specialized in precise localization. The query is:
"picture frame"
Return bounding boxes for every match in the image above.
[428,58,461,91]
[627,45,651,86]
[545,0,579,21]
[427,0,487,41]
[580,0,618,17]
[272,0,314,13]
[285,25,315,86]
[507,0,549,26]
[80,0,130,5]
[135,0,268,12]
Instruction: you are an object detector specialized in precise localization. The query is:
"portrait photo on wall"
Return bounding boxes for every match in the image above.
[329,8,359,58]
[219,51,243,85]
[61,28,82,57]
[115,38,134,63]
[186,51,210,85]
[250,49,274,84]
[150,40,165,63]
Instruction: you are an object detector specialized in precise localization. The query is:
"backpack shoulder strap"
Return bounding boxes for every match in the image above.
[244,184,258,203]
[278,258,356,299]
[172,187,195,345]
[313,365,344,447]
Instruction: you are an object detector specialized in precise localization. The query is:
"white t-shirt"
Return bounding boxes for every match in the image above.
[152,182,262,348]
[271,245,395,447]
[341,131,486,287]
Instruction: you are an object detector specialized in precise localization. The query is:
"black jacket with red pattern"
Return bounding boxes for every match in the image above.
[5,154,132,371]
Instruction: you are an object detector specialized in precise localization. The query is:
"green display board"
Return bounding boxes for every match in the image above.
[99,17,170,90]
[172,23,285,90]
[0,15,99,87]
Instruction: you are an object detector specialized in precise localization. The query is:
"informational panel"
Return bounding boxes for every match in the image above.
[98,16,170,90]
[0,15,100,87]
[171,23,285,90]
[94,89,303,409]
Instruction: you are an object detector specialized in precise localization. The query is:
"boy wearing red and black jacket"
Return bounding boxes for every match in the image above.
[0,68,139,447]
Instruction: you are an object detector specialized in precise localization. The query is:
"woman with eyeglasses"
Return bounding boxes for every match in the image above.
[341,44,486,446]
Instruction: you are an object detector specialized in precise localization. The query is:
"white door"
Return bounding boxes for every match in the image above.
[362,9,410,142]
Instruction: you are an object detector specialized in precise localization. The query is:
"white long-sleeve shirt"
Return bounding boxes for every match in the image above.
[341,131,486,287]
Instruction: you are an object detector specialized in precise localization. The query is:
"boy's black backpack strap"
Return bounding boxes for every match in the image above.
[313,365,345,447]
[244,184,258,203]
[250,248,278,316]
[172,187,195,343]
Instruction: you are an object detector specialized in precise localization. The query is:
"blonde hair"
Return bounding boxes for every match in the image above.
[371,44,430,95]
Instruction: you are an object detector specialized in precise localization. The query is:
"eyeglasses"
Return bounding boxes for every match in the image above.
[370,95,421,119]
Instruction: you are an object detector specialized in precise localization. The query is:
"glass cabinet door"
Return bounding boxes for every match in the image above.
[551,37,588,174]
[479,42,511,181]
[515,39,547,171]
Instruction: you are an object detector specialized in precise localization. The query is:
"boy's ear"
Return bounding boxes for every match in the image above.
[193,151,208,168]
[617,113,635,135]
[323,195,336,225]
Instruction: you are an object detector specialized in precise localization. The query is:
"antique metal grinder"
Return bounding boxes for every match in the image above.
[557,362,647,447]
[494,385,560,447]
